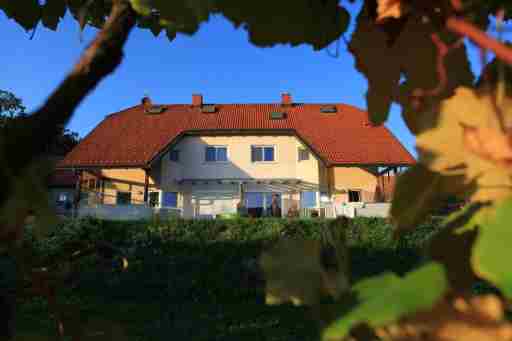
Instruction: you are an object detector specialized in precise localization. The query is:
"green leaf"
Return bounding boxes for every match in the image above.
[138,15,163,37]
[130,0,152,16]
[41,0,66,30]
[472,197,512,299]
[322,262,448,341]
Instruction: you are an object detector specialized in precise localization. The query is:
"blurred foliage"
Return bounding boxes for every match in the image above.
[0,0,350,50]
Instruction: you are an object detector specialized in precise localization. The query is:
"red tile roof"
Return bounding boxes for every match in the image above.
[59,103,415,168]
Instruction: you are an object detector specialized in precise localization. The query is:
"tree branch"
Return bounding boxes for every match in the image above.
[3,0,137,174]
[446,17,512,66]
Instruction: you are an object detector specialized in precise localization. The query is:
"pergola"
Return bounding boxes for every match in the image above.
[175,178,320,193]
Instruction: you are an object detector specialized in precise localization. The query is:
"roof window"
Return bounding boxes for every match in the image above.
[145,105,167,115]
[270,111,286,120]
[201,105,217,113]
[320,105,337,114]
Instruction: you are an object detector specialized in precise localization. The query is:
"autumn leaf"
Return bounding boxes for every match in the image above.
[376,0,408,22]
[375,294,512,341]
[416,87,512,203]
[462,124,512,168]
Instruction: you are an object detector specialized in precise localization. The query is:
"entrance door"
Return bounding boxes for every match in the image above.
[245,192,281,217]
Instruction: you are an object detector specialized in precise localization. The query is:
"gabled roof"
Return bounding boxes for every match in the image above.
[59,102,415,168]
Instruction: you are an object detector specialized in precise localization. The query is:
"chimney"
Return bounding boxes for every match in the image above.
[141,96,152,111]
[192,94,203,107]
[281,92,292,106]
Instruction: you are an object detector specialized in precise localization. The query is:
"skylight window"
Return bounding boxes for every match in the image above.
[201,105,217,113]
[145,105,167,114]
[270,111,286,120]
[320,105,337,114]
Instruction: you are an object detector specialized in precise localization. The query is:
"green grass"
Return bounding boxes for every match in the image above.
[11,217,441,340]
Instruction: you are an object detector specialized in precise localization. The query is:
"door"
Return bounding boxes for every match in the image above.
[245,192,282,217]
[246,192,264,217]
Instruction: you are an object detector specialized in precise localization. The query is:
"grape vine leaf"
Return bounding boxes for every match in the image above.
[0,158,57,245]
[390,164,469,232]
[416,87,512,203]
[472,198,512,299]
[41,0,67,31]
[376,0,408,22]
[322,262,448,341]
[349,2,474,126]
[259,238,349,306]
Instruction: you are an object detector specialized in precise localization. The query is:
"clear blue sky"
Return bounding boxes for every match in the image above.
[0,3,500,157]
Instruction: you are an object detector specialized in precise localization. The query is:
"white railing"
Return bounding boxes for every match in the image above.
[301,206,336,219]
[333,202,391,218]
[77,204,182,221]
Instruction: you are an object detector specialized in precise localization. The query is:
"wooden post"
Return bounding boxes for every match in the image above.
[100,178,105,204]
[74,170,83,217]
[143,169,149,205]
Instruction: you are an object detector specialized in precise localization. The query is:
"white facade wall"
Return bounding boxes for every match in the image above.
[159,135,325,218]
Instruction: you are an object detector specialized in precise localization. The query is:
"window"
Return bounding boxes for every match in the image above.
[162,192,178,207]
[149,192,160,207]
[116,191,131,205]
[205,146,228,162]
[320,192,331,203]
[270,111,286,120]
[88,179,96,190]
[169,149,180,162]
[245,192,281,217]
[348,190,361,202]
[298,148,309,161]
[320,105,337,114]
[251,146,275,162]
[301,191,317,208]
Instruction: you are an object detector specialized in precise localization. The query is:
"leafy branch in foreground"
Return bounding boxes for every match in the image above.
[262,1,512,341]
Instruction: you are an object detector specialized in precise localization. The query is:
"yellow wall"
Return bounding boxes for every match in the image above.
[330,166,379,203]
[160,135,323,186]
[80,168,157,205]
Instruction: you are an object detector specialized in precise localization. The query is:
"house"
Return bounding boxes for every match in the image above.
[58,93,415,219]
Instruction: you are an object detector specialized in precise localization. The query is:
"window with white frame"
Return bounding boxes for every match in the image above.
[251,145,275,162]
[205,146,228,162]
